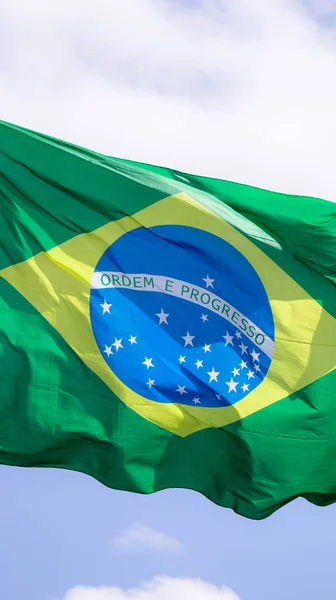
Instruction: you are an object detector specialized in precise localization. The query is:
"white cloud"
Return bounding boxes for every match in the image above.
[112,523,182,553]
[62,576,240,600]
[0,0,336,200]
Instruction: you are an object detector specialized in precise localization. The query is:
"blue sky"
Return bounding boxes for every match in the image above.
[0,1,336,599]
[1,465,336,600]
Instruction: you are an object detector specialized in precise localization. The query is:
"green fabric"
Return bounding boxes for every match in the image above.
[0,119,335,519]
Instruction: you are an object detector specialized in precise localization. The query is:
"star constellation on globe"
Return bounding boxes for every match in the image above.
[90,224,274,408]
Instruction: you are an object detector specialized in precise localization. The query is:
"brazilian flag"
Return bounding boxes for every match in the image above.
[0,120,335,520]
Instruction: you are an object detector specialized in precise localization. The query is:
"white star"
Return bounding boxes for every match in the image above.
[142,357,154,370]
[195,359,204,369]
[239,342,248,355]
[178,355,186,364]
[147,379,155,388]
[254,364,261,373]
[112,338,123,352]
[176,385,187,395]
[247,370,255,380]
[103,345,113,357]
[226,378,238,393]
[202,274,215,288]
[232,367,240,377]
[202,343,211,353]
[216,393,222,400]
[192,397,201,404]
[182,331,195,347]
[128,335,137,345]
[100,299,112,314]
[239,360,248,369]
[235,331,242,339]
[201,314,208,323]
[156,308,169,325]
[207,367,220,383]
[250,349,260,362]
[241,383,249,392]
[223,331,234,346]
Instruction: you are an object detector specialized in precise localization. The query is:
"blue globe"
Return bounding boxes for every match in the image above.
[90,225,274,408]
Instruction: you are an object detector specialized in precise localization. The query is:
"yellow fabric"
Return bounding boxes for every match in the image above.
[2,193,335,436]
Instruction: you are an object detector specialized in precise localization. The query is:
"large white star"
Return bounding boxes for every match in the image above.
[232,367,240,377]
[247,370,255,380]
[182,331,195,347]
[195,359,204,369]
[146,379,155,388]
[178,355,186,364]
[207,367,220,383]
[203,275,215,288]
[112,338,123,352]
[100,299,112,314]
[226,378,238,393]
[202,343,211,353]
[239,360,248,369]
[156,308,169,325]
[103,345,113,357]
[223,331,234,346]
[192,397,201,404]
[241,383,249,392]
[202,274,215,288]
[128,335,137,345]
[142,357,154,370]
[239,342,248,355]
[250,349,260,362]
[176,385,187,395]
